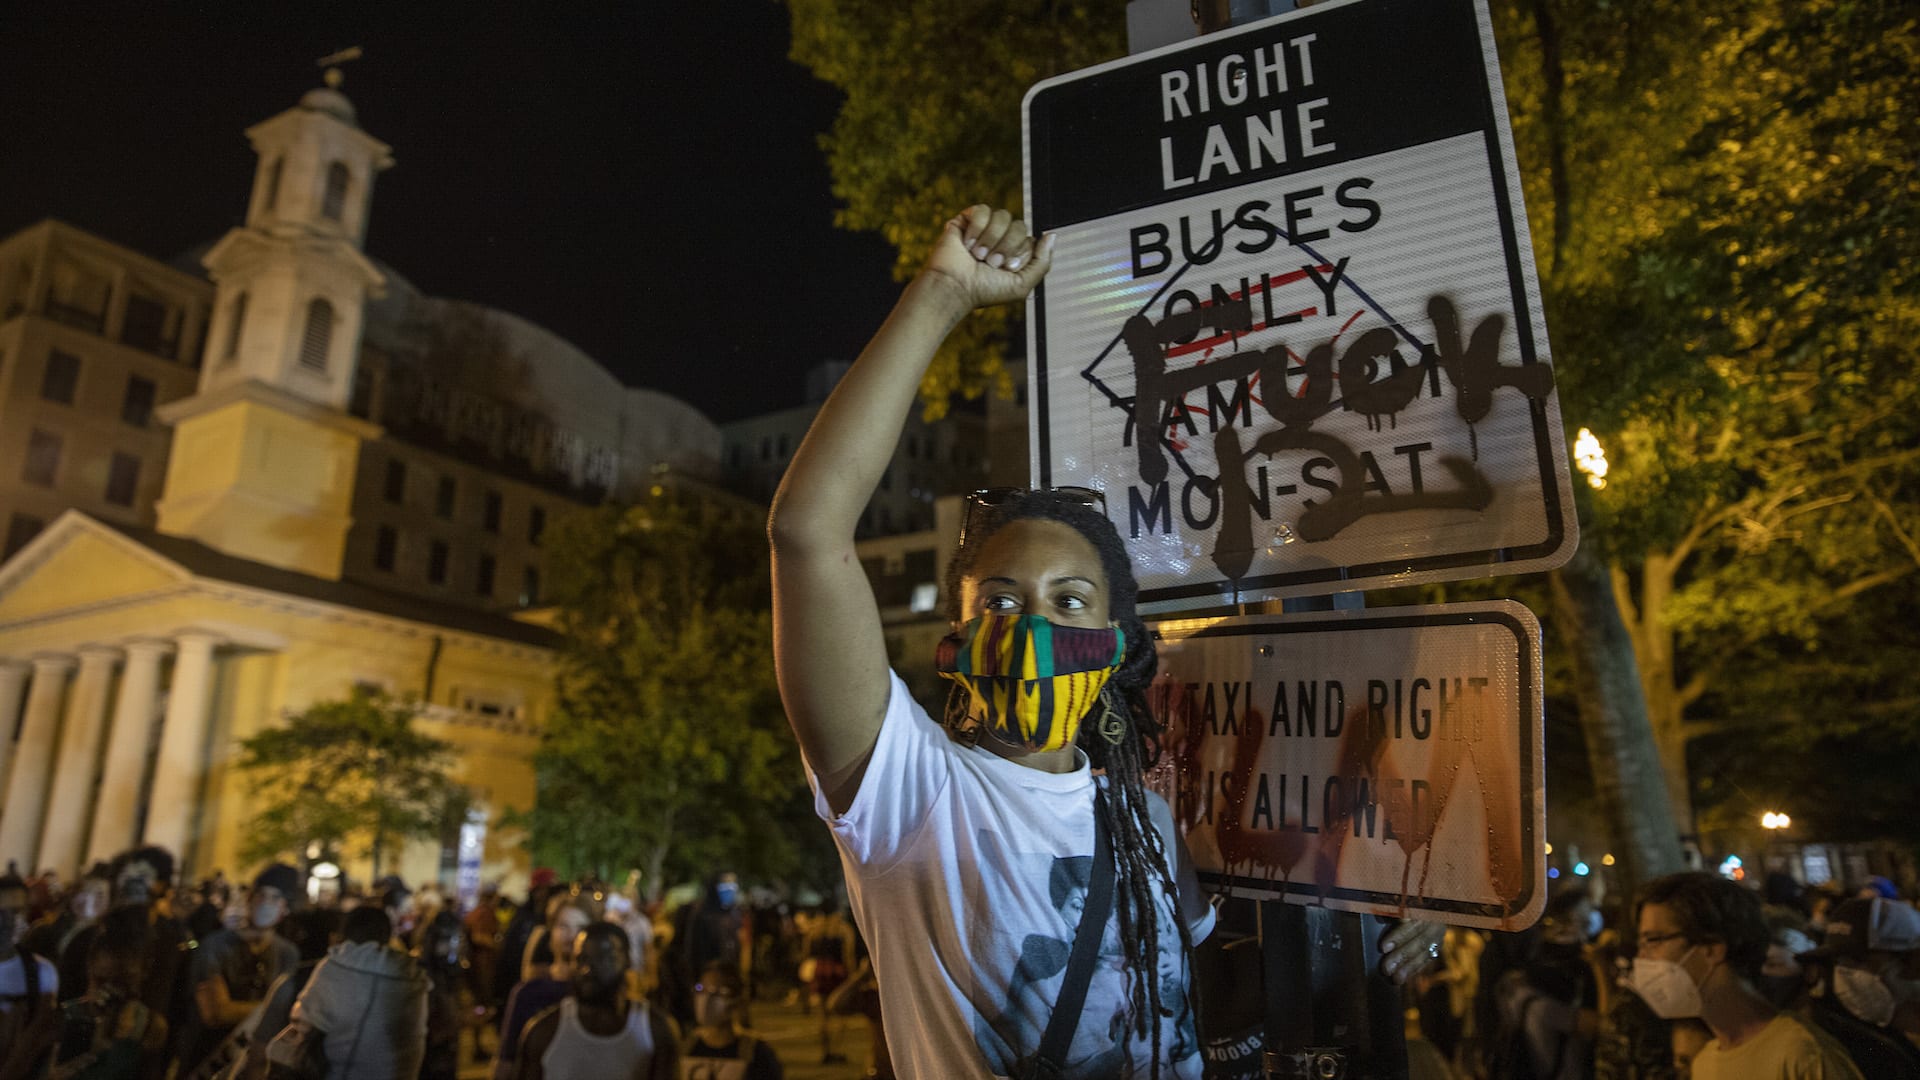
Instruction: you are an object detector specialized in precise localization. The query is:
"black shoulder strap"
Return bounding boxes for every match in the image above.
[1032,811,1115,1078]
[20,949,40,1008]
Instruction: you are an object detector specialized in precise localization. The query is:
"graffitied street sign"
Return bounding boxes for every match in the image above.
[1147,602,1545,929]
[1023,0,1578,611]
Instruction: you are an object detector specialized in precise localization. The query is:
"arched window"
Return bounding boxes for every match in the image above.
[222,291,248,364]
[299,298,334,371]
[263,158,284,213]
[321,162,350,222]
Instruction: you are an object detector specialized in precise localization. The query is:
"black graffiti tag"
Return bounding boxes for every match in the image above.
[1121,290,1554,583]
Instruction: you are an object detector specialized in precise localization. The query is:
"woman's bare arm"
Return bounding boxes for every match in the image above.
[769,206,1053,815]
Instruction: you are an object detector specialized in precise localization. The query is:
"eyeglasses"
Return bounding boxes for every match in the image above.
[959,486,1107,547]
[1638,930,1688,949]
[693,983,741,999]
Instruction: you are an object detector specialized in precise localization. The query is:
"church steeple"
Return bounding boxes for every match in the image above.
[153,61,390,580]
[196,52,391,410]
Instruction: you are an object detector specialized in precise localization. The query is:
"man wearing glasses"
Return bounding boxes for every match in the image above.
[1631,872,1861,1078]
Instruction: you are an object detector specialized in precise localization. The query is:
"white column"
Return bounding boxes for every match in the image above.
[38,647,119,879]
[86,641,171,866]
[0,656,74,869]
[142,633,220,864]
[0,663,28,803]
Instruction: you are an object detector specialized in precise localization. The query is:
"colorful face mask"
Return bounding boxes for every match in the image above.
[936,613,1126,753]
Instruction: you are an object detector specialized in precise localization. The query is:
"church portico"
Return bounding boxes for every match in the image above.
[0,511,555,887]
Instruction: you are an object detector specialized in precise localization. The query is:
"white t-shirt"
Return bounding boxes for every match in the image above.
[0,952,59,1030]
[811,671,1216,1079]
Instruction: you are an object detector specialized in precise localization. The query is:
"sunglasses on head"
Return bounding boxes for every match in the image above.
[959,486,1107,547]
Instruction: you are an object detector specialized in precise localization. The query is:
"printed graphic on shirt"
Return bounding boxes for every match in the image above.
[970,834,1201,1078]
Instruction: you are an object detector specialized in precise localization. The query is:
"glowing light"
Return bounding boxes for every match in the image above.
[1573,428,1609,489]
[1602,854,1616,866]
[1761,811,1791,830]
[1544,842,1553,855]
[1718,854,1744,879]
[1574,862,1591,876]
[311,861,341,880]
[1548,867,1561,879]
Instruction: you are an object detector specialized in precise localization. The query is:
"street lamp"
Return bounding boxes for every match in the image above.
[1761,811,1791,830]
[1573,428,1609,489]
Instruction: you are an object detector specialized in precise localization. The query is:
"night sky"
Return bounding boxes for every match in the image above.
[0,6,901,422]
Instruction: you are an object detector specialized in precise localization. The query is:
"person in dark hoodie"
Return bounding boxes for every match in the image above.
[287,904,429,1079]
[21,863,111,1005]
[662,873,743,1027]
[1795,897,1920,1080]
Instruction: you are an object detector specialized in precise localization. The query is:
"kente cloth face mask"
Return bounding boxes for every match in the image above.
[936,614,1126,753]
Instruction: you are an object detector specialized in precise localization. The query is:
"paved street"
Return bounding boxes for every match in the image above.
[458,994,876,1079]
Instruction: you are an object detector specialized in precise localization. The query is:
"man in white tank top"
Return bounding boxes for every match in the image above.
[516,921,679,1079]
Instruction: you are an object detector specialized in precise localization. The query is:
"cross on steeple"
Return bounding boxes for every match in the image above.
[316,46,363,89]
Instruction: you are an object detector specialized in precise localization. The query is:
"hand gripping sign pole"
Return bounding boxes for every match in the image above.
[1027,0,1571,1076]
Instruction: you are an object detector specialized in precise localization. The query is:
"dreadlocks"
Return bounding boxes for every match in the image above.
[944,490,1192,1077]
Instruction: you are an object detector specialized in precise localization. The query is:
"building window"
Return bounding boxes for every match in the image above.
[322,162,350,222]
[222,292,248,364]
[374,525,398,571]
[121,294,172,357]
[482,490,502,533]
[23,429,61,487]
[41,349,80,404]
[383,459,406,503]
[435,476,456,519]
[527,506,545,545]
[428,540,449,585]
[4,514,45,559]
[121,376,156,427]
[521,565,541,606]
[299,298,334,371]
[104,452,140,506]
[476,554,496,597]
[263,157,284,213]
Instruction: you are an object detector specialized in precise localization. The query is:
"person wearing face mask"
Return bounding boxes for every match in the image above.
[1489,887,1602,1080]
[681,961,782,1079]
[177,864,303,1074]
[514,921,678,1079]
[662,874,745,1030]
[768,202,1457,1080]
[1754,913,1815,1011]
[101,846,185,1034]
[1630,872,1860,1080]
[1794,896,1920,1079]
[1,866,61,1080]
[22,864,112,1006]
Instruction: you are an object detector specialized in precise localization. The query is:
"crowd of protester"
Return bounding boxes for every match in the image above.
[1407,870,1919,1080]
[0,850,896,1080]
[4,839,1910,1079]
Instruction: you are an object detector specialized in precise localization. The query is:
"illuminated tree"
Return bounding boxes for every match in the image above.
[1499,0,1920,875]
[237,689,469,879]
[514,489,833,895]
[786,0,1126,414]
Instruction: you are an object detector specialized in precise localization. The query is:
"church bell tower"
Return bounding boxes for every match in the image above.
[153,55,391,580]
